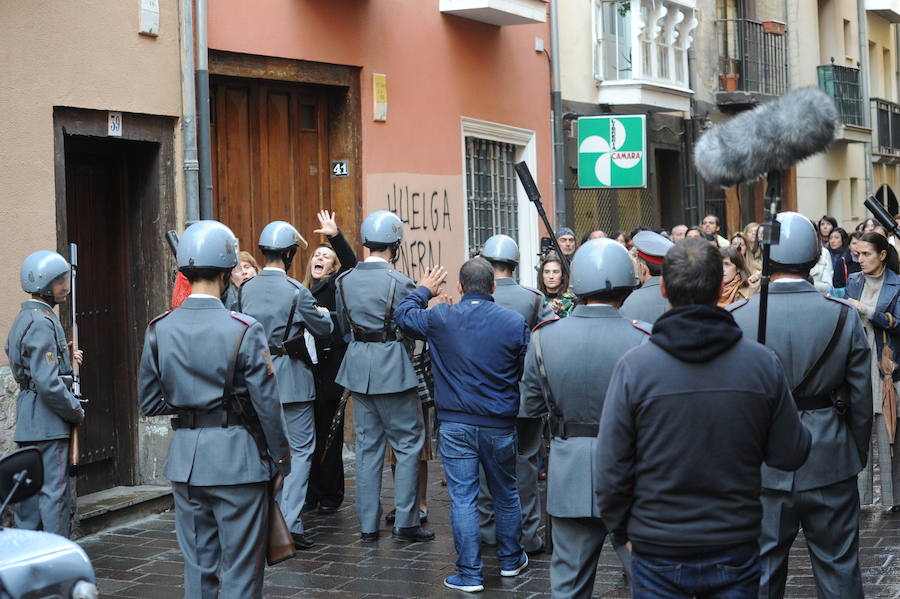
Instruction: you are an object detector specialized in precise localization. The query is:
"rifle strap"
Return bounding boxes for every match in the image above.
[223,324,249,399]
[337,274,358,336]
[533,330,567,439]
[237,282,243,313]
[383,278,397,338]
[281,290,301,346]
[147,322,168,401]
[794,304,849,396]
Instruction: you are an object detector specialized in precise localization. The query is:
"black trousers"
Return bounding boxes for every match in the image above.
[307,357,346,509]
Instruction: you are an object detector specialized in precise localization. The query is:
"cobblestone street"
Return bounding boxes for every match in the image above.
[72,459,900,598]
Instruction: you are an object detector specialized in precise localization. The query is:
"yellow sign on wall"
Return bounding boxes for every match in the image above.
[373,73,387,122]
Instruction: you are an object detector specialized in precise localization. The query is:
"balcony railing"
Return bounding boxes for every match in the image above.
[817,64,865,126]
[872,98,900,155]
[716,19,788,96]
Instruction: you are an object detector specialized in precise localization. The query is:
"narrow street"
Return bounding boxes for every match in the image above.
[77,460,900,598]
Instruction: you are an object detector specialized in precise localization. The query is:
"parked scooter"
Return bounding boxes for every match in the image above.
[0,447,98,599]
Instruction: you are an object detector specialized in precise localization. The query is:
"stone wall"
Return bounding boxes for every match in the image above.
[0,366,17,458]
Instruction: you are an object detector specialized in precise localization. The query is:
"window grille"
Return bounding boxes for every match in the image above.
[465,137,519,260]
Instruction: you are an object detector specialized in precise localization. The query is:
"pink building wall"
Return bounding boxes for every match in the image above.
[208,0,553,283]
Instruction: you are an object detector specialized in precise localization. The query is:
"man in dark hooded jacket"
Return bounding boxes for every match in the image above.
[595,238,811,599]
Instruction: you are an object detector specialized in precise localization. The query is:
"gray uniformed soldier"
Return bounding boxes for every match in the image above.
[522,239,645,598]
[6,251,84,538]
[138,221,292,599]
[479,234,553,554]
[619,231,673,324]
[334,210,434,542]
[729,212,872,599]
[239,221,333,550]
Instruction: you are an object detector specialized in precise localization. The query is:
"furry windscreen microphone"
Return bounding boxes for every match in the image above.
[694,88,838,188]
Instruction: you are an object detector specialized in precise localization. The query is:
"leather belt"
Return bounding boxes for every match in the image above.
[353,330,398,343]
[794,394,834,411]
[171,407,242,430]
[556,421,599,439]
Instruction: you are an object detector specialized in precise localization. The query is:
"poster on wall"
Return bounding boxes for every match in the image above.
[577,115,647,188]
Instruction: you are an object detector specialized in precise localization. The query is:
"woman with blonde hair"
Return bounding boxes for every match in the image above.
[304,210,358,514]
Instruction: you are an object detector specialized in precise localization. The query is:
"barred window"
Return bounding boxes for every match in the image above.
[465,137,519,260]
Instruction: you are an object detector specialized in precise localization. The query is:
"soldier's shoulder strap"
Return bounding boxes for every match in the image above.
[229,312,253,327]
[336,269,357,331]
[824,294,853,308]
[532,316,559,333]
[149,310,173,325]
[630,319,653,335]
[726,298,751,312]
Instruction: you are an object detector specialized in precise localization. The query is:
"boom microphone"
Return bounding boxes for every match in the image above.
[694,88,837,187]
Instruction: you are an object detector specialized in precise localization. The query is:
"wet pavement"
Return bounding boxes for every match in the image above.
[77,460,900,598]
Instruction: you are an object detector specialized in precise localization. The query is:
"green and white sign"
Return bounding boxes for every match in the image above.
[577,115,647,188]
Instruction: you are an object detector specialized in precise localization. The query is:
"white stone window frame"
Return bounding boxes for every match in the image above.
[460,117,540,287]
[593,0,697,89]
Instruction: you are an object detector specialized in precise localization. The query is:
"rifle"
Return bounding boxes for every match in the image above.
[514,161,570,275]
[320,389,351,464]
[68,243,86,476]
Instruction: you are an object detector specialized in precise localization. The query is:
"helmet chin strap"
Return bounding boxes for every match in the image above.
[282,246,298,271]
[389,241,401,265]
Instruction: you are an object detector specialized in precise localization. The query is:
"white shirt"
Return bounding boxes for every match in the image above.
[364,256,388,264]
[188,293,219,299]
[263,266,285,272]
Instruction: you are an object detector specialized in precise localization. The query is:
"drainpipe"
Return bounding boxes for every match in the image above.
[858,1,874,197]
[550,0,566,228]
[195,0,214,219]
[180,0,199,224]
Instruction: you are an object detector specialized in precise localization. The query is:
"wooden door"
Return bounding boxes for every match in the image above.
[211,78,330,279]
[65,136,140,494]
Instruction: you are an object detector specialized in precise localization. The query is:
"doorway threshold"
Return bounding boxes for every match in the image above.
[75,485,172,539]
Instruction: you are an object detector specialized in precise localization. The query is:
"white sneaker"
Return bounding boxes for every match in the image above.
[443,576,485,593]
[500,553,529,577]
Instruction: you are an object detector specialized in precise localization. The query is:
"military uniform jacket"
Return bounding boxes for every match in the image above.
[729,279,872,491]
[492,278,553,329]
[335,261,418,395]
[5,300,82,442]
[521,304,650,518]
[138,296,290,486]
[620,276,669,324]
[239,269,333,404]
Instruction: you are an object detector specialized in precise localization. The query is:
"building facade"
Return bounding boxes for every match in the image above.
[206,0,553,285]
[559,0,900,239]
[0,0,554,528]
[0,1,183,506]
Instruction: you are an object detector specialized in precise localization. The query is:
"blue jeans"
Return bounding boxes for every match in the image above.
[440,421,524,584]
[631,542,761,599]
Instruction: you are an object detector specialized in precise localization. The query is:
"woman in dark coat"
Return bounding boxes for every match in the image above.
[304,210,358,514]
[847,232,900,509]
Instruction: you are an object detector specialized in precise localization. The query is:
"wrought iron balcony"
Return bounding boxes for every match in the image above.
[817,63,865,127]
[716,18,788,105]
[871,98,900,159]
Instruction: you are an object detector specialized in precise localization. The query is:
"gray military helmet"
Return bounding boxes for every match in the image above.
[177,220,239,270]
[20,251,71,295]
[258,220,308,252]
[769,211,819,265]
[361,210,403,246]
[571,238,637,297]
[481,234,520,266]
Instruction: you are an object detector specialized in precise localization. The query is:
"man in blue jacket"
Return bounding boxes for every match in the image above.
[394,257,531,594]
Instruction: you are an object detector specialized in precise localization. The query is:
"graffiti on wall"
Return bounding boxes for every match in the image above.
[368,174,464,285]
